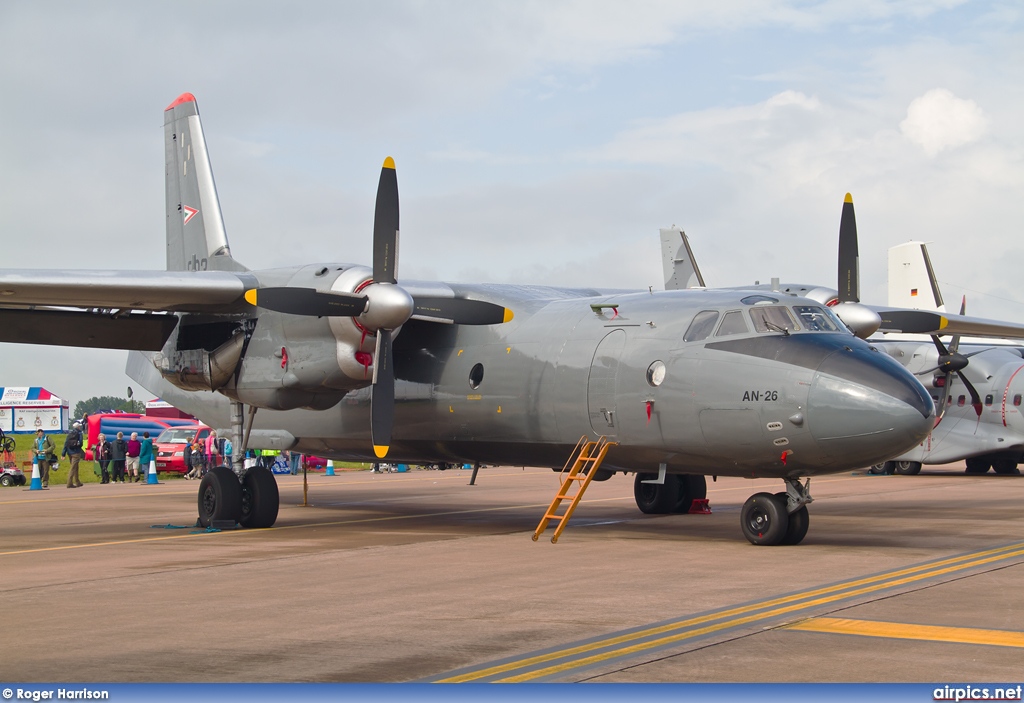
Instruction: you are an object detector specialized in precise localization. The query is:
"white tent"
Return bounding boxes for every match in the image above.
[0,387,70,434]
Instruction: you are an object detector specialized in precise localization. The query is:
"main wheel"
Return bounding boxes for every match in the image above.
[774,492,809,545]
[893,461,921,475]
[239,466,280,528]
[634,473,680,514]
[868,461,895,475]
[673,474,708,513]
[197,467,242,527]
[965,457,991,474]
[0,474,12,487]
[991,456,1021,475]
[740,492,789,546]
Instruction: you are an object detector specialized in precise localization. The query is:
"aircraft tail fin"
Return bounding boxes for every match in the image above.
[164,93,247,273]
[660,227,706,290]
[887,241,945,312]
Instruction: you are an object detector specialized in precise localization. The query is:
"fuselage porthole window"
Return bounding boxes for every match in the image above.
[985,394,994,406]
[716,310,749,337]
[469,363,484,389]
[646,361,666,387]
[1014,394,1022,407]
[683,310,719,342]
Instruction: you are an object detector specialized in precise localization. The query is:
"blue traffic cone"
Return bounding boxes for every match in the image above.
[325,459,335,476]
[146,459,158,484]
[29,456,42,490]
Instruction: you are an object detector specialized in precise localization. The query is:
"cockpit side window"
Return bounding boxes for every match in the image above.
[716,310,749,337]
[749,306,799,333]
[683,310,719,342]
[792,305,840,332]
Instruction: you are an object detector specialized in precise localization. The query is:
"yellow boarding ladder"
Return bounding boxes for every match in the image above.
[532,435,616,544]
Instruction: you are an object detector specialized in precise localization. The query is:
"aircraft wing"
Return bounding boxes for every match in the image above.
[874,307,1024,340]
[0,269,255,350]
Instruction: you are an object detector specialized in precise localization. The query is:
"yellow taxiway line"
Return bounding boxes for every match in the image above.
[785,616,1024,649]
[435,541,1024,682]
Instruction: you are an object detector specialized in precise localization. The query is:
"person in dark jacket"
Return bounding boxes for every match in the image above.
[63,422,85,488]
[93,433,112,484]
[111,432,128,483]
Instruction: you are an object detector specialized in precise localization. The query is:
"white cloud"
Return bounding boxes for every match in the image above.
[900,88,989,156]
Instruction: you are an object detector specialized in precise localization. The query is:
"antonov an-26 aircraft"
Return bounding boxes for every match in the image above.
[0,94,939,545]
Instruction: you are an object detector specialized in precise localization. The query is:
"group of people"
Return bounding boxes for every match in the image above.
[183,429,232,480]
[92,430,154,483]
[31,424,239,487]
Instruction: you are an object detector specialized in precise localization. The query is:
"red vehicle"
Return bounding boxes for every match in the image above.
[153,424,212,474]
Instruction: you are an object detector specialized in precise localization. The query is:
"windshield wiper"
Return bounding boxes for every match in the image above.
[763,319,790,336]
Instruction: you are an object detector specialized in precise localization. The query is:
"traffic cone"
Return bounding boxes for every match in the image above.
[29,456,42,490]
[325,459,335,476]
[146,459,158,484]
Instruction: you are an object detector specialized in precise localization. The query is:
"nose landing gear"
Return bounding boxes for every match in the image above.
[740,477,812,546]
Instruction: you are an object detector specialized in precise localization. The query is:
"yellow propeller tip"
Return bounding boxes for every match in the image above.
[374,445,389,458]
[503,308,514,323]
[244,289,258,306]
[383,156,395,170]
[844,192,853,204]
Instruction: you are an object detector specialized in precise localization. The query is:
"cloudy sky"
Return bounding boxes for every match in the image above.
[1,1,1022,408]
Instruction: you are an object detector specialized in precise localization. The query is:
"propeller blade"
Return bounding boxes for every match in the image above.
[837,193,859,303]
[244,288,367,317]
[412,296,514,325]
[373,157,399,285]
[956,370,984,417]
[371,329,394,458]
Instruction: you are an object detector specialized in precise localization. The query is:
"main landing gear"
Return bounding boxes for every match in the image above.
[195,401,281,529]
[197,465,281,528]
[633,471,707,514]
[740,477,812,546]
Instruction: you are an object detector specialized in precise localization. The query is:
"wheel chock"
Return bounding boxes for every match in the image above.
[688,498,712,514]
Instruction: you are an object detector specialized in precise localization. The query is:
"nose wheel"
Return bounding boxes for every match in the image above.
[740,478,812,546]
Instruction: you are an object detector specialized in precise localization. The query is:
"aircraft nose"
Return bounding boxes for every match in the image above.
[807,345,934,466]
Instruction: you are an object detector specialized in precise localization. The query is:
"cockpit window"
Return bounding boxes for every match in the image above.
[716,310,749,337]
[792,305,841,332]
[683,310,719,342]
[749,306,799,334]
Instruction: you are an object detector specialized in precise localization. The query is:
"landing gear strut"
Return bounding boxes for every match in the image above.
[740,477,812,546]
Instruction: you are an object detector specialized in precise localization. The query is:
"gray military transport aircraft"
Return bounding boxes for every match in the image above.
[1,93,942,546]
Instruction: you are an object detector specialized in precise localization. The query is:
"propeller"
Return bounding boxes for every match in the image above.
[242,158,514,458]
[365,157,405,459]
[837,193,859,304]
[243,288,367,317]
[830,194,881,338]
[914,297,983,419]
